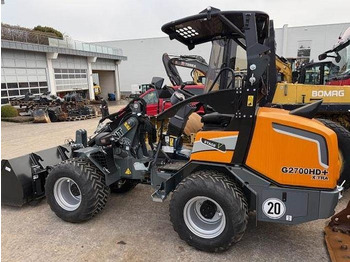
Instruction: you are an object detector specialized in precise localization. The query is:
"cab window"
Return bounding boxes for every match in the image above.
[142,91,158,104]
[304,65,321,85]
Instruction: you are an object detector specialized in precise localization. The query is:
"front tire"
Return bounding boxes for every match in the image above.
[318,118,350,189]
[170,170,248,252]
[45,158,110,223]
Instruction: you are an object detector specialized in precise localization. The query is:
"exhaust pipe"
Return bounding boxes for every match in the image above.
[1,145,71,206]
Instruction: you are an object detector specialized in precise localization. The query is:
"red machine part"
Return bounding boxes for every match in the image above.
[327,78,350,86]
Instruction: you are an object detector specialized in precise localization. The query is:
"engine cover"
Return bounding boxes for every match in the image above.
[246,107,341,189]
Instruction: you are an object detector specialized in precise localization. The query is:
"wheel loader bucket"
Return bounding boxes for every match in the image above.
[32,109,50,123]
[1,145,71,206]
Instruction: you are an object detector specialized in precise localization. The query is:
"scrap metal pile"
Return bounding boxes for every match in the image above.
[9,92,101,123]
[325,202,350,261]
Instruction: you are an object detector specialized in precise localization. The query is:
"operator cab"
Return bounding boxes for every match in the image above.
[159,7,274,132]
[152,7,275,168]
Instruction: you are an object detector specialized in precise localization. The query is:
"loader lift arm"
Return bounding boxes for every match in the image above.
[162,53,209,86]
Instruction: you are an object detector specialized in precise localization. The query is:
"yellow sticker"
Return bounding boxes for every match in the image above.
[125,168,132,175]
[169,138,174,147]
[124,122,131,130]
[247,95,254,107]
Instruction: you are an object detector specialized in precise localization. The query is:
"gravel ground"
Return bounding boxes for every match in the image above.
[1,107,349,262]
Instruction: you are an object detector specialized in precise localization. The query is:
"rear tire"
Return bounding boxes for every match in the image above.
[169,170,248,252]
[110,179,138,193]
[318,118,350,189]
[45,158,110,223]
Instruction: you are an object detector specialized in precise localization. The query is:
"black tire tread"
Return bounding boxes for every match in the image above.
[318,118,350,188]
[170,170,248,252]
[45,158,110,222]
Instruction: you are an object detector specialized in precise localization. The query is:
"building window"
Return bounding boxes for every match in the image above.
[29,82,39,87]
[20,89,30,95]
[8,89,20,96]
[1,98,9,105]
[30,88,40,94]
[19,82,29,88]
[7,83,18,89]
[1,83,6,89]
[297,40,312,64]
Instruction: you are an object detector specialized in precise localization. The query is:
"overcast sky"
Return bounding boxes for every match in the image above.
[2,0,350,42]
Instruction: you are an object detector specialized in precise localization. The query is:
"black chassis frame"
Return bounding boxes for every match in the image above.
[152,9,273,198]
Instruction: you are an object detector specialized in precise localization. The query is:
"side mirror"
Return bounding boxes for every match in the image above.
[318,53,327,61]
[151,77,164,90]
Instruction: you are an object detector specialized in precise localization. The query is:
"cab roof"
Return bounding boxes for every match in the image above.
[161,7,269,50]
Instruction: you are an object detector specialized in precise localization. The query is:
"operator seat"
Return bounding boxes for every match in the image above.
[201,112,233,130]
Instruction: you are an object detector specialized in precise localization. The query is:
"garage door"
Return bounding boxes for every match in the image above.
[1,67,49,105]
[1,49,49,105]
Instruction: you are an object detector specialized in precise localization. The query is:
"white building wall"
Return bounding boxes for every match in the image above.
[1,48,123,103]
[95,23,350,93]
[275,23,350,60]
[94,37,211,92]
[92,58,116,71]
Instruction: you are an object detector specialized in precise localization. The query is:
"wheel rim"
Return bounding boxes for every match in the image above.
[53,177,82,211]
[183,196,226,239]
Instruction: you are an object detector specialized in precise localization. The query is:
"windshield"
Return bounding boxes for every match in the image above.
[204,39,247,92]
[334,40,350,77]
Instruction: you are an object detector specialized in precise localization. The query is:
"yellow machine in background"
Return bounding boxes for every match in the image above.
[272,36,350,130]
[93,84,101,96]
[275,55,293,83]
[273,83,349,104]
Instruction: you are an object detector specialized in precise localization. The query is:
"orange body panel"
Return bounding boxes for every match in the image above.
[246,107,341,189]
[190,131,239,164]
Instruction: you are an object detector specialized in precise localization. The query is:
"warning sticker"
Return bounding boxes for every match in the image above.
[125,168,132,175]
[247,95,254,107]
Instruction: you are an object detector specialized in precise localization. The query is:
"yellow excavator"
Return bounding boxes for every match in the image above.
[272,28,350,130]
[275,55,293,83]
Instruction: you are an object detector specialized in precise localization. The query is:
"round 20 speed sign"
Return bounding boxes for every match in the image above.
[262,198,286,219]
